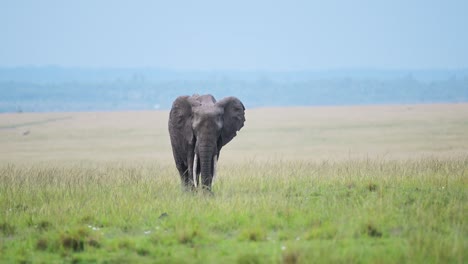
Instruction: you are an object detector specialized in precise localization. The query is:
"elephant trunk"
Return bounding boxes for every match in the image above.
[199,147,214,188]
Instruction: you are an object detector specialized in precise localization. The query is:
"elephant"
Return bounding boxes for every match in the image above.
[168,94,245,192]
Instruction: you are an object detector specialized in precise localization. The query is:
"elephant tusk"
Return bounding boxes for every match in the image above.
[212,155,218,186]
[193,153,198,187]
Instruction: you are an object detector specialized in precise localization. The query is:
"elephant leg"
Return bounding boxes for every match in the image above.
[175,161,191,191]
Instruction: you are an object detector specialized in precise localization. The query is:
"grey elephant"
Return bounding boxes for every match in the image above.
[168,94,245,191]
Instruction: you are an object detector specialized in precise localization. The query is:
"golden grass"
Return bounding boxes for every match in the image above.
[1,103,467,164]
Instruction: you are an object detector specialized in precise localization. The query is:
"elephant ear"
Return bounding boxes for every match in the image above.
[216,96,246,146]
[169,96,199,143]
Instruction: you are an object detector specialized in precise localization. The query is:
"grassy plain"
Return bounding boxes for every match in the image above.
[0,103,467,263]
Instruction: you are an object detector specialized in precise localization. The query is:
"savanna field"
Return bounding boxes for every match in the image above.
[0,104,467,263]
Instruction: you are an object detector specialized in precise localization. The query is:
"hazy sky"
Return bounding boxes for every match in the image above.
[1,0,467,70]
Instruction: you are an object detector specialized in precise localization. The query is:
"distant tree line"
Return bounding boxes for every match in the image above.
[1,71,467,113]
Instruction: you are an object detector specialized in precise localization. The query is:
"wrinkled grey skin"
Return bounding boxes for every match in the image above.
[168,94,245,192]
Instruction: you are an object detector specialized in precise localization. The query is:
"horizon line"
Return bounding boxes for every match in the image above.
[1,65,468,72]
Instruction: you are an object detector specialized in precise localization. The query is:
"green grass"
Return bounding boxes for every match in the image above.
[1,158,466,263]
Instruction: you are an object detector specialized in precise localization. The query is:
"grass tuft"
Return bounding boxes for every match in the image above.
[60,235,84,252]
[117,239,135,250]
[282,250,301,264]
[367,183,378,192]
[366,223,383,238]
[177,229,199,245]
[87,238,101,248]
[136,247,151,256]
[237,253,263,264]
[37,220,52,231]
[0,222,15,236]
[305,222,337,240]
[36,238,49,251]
[239,228,266,242]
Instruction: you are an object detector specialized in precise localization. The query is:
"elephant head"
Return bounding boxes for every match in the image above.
[168,94,245,190]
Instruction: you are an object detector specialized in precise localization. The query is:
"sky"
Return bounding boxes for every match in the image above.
[1,0,467,71]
